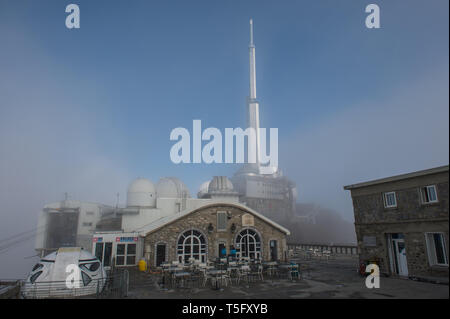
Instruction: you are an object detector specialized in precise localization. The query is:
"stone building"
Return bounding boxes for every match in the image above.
[141,202,290,267]
[344,165,449,279]
[87,176,289,270]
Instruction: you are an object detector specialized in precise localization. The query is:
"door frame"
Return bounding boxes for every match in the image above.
[154,242,168,267]
[387,233,408,276]
[269,239,278,261]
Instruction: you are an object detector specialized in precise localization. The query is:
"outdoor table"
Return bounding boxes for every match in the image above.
[207,269,227,290]
[277,264,291,278]
[172,271,191,288]
[226,266,239,282]
[278,264,291,269]
[161,266,177,288]
[263,262,278,277]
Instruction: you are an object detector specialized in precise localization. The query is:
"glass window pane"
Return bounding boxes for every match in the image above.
[95,243,103,262]
[117,244,125,255]
[422,187,429,202]
[127,244,136,255]
[104,243,112,267]
[433,234,446,264]
[116,256,124,266]
[126,255,136,265]
[428,186,437,202]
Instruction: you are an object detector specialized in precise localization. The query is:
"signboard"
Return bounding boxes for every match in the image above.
[242,214,254,227]
[116,237,138,242]
[93,237,103,243]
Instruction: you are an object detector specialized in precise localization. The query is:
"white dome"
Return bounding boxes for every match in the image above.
[197,180,211,198]
[156,177,190,198]
[127,178,156,207]
[208,176,234,193]
[23,247,106,298]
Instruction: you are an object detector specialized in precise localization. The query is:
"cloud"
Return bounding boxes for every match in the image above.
[0,27,132,279]
[282,64,449,221]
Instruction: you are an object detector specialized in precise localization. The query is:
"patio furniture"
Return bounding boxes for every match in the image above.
[288,263,300,281]
[226,262,239,283]
[184,270,202,288]
[277,263,291,279]
[249,264,264,282]
[263,261,278,278]
[237,265,251,285]
[207,269,230,289]
[172,271,191,288]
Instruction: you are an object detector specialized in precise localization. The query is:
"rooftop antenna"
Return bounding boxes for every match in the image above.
[249,18,254,47]
[62,192,69,208]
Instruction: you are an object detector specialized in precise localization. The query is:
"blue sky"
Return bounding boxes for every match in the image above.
[0,0,448,277]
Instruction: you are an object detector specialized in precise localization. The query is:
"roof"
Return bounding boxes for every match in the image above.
[343,165,449,190]
[133,201,290,236]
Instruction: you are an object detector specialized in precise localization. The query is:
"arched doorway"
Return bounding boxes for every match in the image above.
[177,229,207,263]
[235,228,261,260]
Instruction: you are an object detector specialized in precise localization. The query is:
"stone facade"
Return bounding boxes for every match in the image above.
[143,204,288,267]
[345,166,449,279]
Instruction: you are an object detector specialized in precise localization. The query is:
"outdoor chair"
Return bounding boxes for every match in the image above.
[200,268,213,287]
[215,272,232,288]
[249,264,264,282]
[288,264,300,281]
[184,270,202,288]
[237,265,251,285]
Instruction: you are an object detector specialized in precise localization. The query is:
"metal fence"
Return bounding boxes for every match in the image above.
[2,269,129,299]
[287,243,359,256]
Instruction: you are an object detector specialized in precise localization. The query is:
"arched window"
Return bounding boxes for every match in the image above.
[177,229,207,263]
[235,228,261,260]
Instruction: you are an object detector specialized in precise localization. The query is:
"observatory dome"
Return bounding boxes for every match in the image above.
[208,176,234,193]
[197,180,211,198]
[23,247,106,298]
[156,177,191,199]
[127,178,156,207]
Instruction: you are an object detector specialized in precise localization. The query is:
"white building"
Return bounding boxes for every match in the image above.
[36,176,242,265]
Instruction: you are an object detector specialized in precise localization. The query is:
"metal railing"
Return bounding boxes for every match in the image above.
[11,269,129,299]
[287,243,359,256]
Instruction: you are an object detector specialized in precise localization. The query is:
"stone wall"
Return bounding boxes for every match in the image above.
[144,204,288,267]
[351,171,449,278]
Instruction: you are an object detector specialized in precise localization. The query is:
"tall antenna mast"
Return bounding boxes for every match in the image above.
[249,19,257,100]
[250,19,254,46]
[247,18,260,170]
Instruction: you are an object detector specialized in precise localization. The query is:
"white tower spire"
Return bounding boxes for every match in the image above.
[247,18,261,171]
[249,19,257,100]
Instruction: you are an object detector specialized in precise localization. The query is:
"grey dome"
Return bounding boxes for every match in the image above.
[156,177,190,198]
[208,176,234,193]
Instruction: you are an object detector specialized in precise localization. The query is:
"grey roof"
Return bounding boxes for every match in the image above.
[343,165,449,190]
[133,202,290,236]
